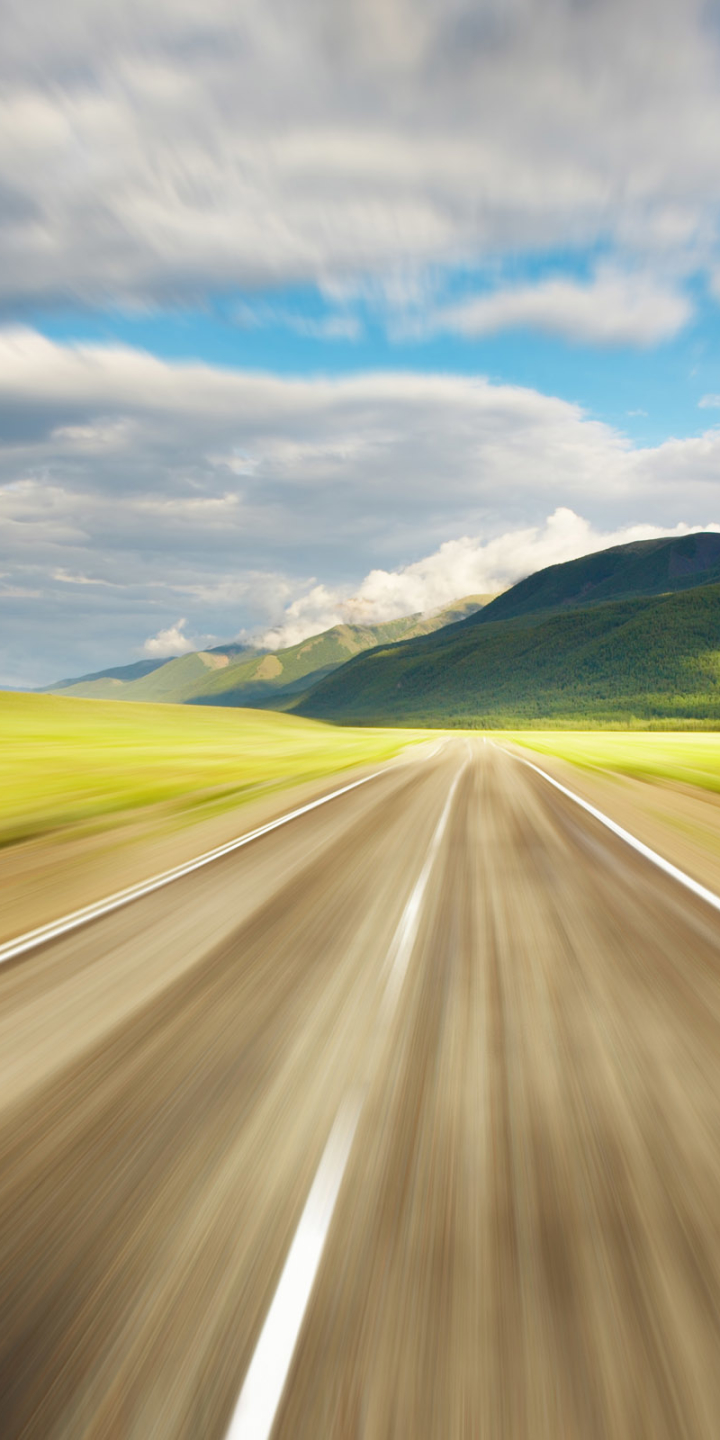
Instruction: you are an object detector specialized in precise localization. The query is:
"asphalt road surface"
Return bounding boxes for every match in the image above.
[1,739,720,1439]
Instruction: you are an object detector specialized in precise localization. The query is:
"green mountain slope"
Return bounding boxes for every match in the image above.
[54,650,242,703]
[52,595,491,707]
[296,567,720,729]
[44,658,168,690]
[190,597,494,709]
[469,531,720,627]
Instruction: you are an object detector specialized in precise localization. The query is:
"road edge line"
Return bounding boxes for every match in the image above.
[0,769,389,966]
[502,745,720,916]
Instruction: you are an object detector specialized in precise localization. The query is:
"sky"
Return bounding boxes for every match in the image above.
[4,0,720,686]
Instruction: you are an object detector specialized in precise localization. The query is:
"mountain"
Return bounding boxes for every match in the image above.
[294,534,720,728]
[184,600,494,710]
[48,650,250,703]
[44,658,169,690]
[468,531,720,626]
[50,595,492,707]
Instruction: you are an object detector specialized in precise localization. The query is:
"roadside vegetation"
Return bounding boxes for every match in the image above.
[510,731,720,793]
[0,691,419,848]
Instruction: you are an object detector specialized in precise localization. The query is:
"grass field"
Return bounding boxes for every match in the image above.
[512,731,720,793]
[0,691,420,847]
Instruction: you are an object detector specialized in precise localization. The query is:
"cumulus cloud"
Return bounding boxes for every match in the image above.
[414,269,692,346]
[0,0,719,306]
[261,509,717,647]
[1,330,720,683]
[143,619,198,657]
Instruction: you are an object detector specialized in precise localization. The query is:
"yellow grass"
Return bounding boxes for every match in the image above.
[0,691,421,846]
[509,731,720,792]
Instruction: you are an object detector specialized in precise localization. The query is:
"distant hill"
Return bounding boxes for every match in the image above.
[50,595,492,708]
[49,649,252,704]
[469,531,720,626]
[181,598,493,709]
[44,658,169,690]
[295,534,720,728]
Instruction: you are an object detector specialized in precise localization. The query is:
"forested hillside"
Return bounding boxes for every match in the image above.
[296,582,720,728]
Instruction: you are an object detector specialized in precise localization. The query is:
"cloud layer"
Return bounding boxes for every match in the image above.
[261,510,716,647]
[418,269,693,346]
[1,0,720,307]
[1,329,719,683]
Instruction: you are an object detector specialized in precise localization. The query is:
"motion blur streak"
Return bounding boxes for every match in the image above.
[0,767,386,966]
[230,758,464,1439]
[227,1090,364,1440]
[2,740,720,1437]
[505,746,720,915]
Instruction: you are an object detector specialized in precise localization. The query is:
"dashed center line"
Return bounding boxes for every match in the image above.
[227,763,465,1440]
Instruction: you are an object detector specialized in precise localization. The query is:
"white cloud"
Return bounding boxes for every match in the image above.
[0,1,719,304]
[699,394,720,408]
[0,330,719,682]
[414,270,692,346]
[53,569,116,586]
[262,509,718,647]
[143,618,216,657]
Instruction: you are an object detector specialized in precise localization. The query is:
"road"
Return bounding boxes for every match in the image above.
[1,739,720,1438]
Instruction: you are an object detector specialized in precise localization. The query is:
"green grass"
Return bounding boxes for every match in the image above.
[0,691,421,847]
[510,731,720,793]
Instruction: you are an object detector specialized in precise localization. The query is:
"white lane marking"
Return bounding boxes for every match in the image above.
[0,770,390,966]
[227,764,467,1440]
[381,764,465,1014]
[505,747,720,916]
[421,737,449,760]
[226,1090,363,1440]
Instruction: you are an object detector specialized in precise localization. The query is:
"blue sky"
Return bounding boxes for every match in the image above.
[2,0,720,685]
[33,264,720,447]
